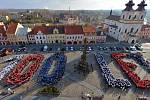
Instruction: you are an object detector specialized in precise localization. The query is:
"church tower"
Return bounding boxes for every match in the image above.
[120,0,135,21]
[134,0,147,22]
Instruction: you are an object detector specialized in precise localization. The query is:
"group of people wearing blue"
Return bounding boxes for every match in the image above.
[38,53,67,85]
[127,53,150,73]
[95,52,131,90]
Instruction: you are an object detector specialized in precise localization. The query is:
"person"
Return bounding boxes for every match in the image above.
[81,91,84,99]
[118,95,121,100]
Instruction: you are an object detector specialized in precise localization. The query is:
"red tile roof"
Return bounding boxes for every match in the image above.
[82,25,96,33]
[29,26,48,35]
[0,25,6,36]
[64,25,83,35]
[141,25,150,31]
[6,23,18,34]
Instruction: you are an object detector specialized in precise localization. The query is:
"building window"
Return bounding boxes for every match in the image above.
[40,37,42,39]
[70,37,71,39]
[133,15,136,19]
[119,28,121,32]
[135,29,139,33]
[125,29,127,33]
[130,28,134,33]
[128,15,131,19]
[122,15,125,19]
[141,15,143,20]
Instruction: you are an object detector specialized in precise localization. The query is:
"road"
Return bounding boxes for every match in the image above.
[0,42,133,54]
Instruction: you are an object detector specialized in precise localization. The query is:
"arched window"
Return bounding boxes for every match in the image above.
[141,15,143,20]
[135,29,139,33]
[122,15,125,19]
[119,28,121,32]
[125,29,127,33]
[128,15,131,19]
[133,15,136,19]
[130,28,134,33]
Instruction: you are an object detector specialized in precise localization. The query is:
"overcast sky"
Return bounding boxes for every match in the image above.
[0,0,149,10]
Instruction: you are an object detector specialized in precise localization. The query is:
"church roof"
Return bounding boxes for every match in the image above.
[106,15,120,21]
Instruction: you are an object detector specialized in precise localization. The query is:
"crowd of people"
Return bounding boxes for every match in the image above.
[112,53,150,89]
[0,55,23,81]
[127,53,150,73]
[95,52,131,90]
[5,54,44,85]
[38,53,67,85]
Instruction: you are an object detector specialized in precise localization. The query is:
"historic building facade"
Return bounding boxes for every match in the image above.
[137,24,150,39]
[105,0,147,43]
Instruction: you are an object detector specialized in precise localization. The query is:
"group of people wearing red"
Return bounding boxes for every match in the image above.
[5,54,44,85]
[112,53,150,89]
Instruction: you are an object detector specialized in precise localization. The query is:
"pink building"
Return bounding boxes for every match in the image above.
[137,25,150,39]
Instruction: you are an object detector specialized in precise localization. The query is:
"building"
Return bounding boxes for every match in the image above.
[6,22,18,45]
[28,26,47,44]
[83,25,106,43]
[60,14,80,25]
[105,0,147,43]
[6,22,29,45]
[82,25,97,44]
[65,25,84,44]
[0,22,7,45]
[137,25,150,39]
[46,25,65,44]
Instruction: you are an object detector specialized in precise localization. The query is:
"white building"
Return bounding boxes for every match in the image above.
[105,0,147,43]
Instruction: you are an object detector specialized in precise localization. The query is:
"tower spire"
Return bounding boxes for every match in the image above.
[110,9,112,16]
[123,0,135,11]
[136,0,147,11]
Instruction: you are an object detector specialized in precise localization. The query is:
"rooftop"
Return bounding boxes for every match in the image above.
[106,15,120,21]
[6,22,18,34]
[65,25,83,35]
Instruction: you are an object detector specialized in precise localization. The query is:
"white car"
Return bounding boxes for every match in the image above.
[70,47,74,51]
[57,48,60,51]
[66,47,69,51]
[88,47,92,51]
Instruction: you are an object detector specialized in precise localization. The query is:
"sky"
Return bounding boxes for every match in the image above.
[0,0,149,10]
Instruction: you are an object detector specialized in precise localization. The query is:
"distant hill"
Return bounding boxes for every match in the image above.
[0,9,149,23]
